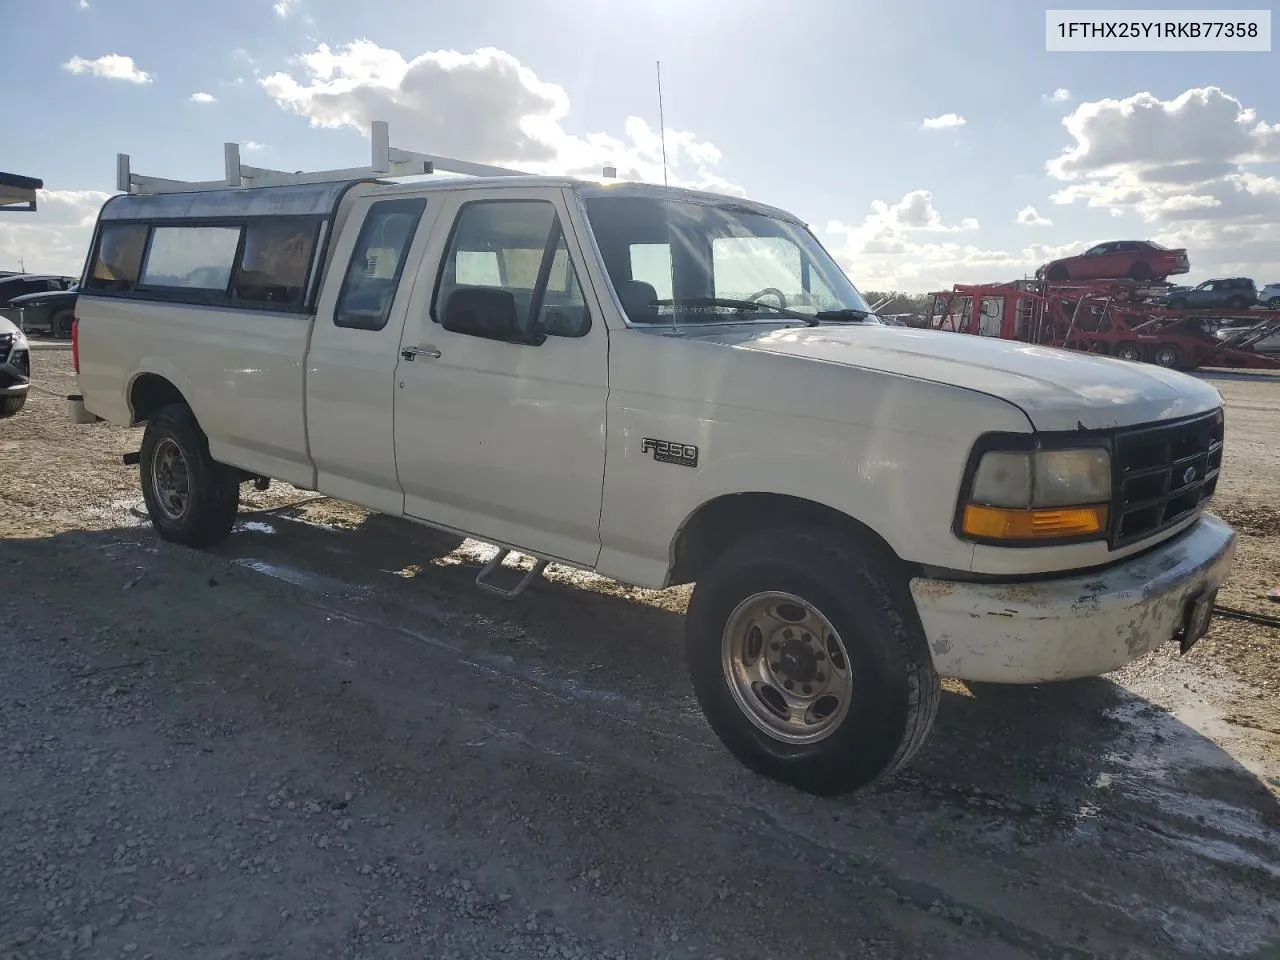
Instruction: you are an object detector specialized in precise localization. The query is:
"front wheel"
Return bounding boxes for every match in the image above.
[0,394,27,419]
[139,403,241,548]
[685,527,940,796]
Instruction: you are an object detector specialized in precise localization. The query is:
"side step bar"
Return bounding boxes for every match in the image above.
[475,548,548,599]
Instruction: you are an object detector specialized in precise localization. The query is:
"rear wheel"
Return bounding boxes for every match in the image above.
[1150,343,1182,369]
[1114,342,1144,363]
[685,527,940,796]
[1168,297,1188,311]
[1127,262,1152,282]
[1226,296,1248,310]
[1046,264,1069,282]
[52,310,74,339]
[139,403,240,548]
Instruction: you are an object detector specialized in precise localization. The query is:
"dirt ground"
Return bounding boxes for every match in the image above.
[2,344,1278,960]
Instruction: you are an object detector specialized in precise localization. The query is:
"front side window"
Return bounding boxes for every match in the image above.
[334,197,428,331]
[140,225,242,291]
[86,222,149,291]
[434,199,591,338]
[581,194,871,325]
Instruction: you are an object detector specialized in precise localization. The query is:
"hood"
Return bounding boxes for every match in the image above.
[0,314,23,339]
[9,288,76,306]
[678,322,1223,432]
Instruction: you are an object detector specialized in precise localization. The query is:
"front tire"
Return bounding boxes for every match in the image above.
[139,403,240,548]
[0,394,26,419]
[685,527,940,796]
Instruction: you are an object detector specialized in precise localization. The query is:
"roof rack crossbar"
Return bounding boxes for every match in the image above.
[115,119,611,195]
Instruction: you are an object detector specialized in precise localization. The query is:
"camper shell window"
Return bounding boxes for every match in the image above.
[81,179,367,313]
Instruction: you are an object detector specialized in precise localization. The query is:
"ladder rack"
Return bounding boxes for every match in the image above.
[116,119,617,195]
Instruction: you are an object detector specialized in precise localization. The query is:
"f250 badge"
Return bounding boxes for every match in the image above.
[641,437,699,468]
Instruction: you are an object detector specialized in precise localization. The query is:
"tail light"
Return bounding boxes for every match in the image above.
[71,316,80,373]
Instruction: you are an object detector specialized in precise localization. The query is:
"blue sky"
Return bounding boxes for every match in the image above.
[2,0,1276,290]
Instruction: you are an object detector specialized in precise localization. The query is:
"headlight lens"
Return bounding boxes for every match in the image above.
[961,447,1111,542]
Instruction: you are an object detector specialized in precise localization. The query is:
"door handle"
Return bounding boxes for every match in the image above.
[401,345,442,361]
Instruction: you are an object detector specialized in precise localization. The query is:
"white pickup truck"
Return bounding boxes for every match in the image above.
[67,172,1236,795]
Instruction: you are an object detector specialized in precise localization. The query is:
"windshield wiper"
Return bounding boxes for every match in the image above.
[652,297,879,328]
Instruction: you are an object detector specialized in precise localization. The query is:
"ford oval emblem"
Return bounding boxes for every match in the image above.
[1182,466,1197,485]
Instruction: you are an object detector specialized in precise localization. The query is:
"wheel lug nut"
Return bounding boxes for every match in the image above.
[802,684,812,695]
[770,641,780,651]
[815,672,825,683]
[784,680,795,690]
[816,650,826,661]
[783,629,794,640]
[802,632,811,642]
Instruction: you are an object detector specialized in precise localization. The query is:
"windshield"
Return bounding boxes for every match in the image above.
[580,194,874,325]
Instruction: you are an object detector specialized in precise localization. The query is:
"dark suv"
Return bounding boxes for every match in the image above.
[1160,277,1257,311]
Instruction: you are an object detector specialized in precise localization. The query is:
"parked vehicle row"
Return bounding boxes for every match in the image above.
[0,272,78,338]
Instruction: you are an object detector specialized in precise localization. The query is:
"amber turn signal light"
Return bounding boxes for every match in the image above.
[961,503,1108,541]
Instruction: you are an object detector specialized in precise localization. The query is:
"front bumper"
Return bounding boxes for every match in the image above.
[910,513,1236,683]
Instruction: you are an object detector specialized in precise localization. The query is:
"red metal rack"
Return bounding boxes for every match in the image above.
[927,279,1280,371]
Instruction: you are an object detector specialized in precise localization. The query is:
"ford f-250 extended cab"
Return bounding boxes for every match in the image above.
[67,173,1236,796]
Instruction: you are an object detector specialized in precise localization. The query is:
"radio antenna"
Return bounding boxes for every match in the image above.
[656,60,670,189]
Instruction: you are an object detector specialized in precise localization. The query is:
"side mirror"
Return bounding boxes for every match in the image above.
[441,287,545,345]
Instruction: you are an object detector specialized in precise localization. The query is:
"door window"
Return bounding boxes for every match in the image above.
[433,200,591,339]
[334,197,428,331]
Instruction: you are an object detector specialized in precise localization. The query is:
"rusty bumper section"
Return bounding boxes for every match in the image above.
[909,513,1236,684]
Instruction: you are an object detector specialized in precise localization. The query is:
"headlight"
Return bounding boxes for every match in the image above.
[959,447,1110,543]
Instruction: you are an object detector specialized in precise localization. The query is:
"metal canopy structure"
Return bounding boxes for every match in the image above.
[0,172,44,212]
[115,119,617,196]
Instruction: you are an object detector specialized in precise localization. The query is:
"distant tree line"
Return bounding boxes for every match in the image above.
[861,290,936,315]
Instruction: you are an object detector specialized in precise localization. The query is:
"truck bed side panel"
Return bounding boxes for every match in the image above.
[77,295,316,489]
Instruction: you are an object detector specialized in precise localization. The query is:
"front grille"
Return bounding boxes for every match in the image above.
[1111,409,1223,547]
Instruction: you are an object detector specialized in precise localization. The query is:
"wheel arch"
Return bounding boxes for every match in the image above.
[668,492,902,587]
[127,371,189,426]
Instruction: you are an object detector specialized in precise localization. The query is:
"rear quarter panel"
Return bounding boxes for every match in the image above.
[77,294,316,488]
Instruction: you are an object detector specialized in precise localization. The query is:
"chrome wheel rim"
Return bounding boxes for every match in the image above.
[721,591,853,744]
[151,437,191,521]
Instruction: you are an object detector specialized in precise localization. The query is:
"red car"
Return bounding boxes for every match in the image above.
[1036,240,1189,282]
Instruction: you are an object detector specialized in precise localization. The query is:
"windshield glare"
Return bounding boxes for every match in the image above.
[580,194,874,324]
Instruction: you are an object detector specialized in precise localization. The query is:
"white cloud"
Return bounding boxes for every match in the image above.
[1036,85,1280,282]
[0,190,112,276]
[259,42,743,194]
[921,113,966,130]
[63,54,152,84]
[1046,88,1072,103]
[78,0,89,8]
[1016,205,1052,226]
[242,141,266,152]
[189,91,216,103]
[273,0,298,16]
[822,190,996,289]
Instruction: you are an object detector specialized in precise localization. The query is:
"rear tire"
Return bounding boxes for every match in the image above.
[0,394,26,419]
[684,526,940,796]
[1128,262,1152,282]
[52,310,74,339]
[1046,264,1069,282]
[1151,343,1182,369]
[1114,342,1144,363]
[1168,298,1188,311]
[139,403,240,548]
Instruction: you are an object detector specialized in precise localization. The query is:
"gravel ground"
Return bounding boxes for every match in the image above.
[1,344,1278,960]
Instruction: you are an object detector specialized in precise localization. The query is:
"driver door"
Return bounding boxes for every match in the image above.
[392,187,608,567]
